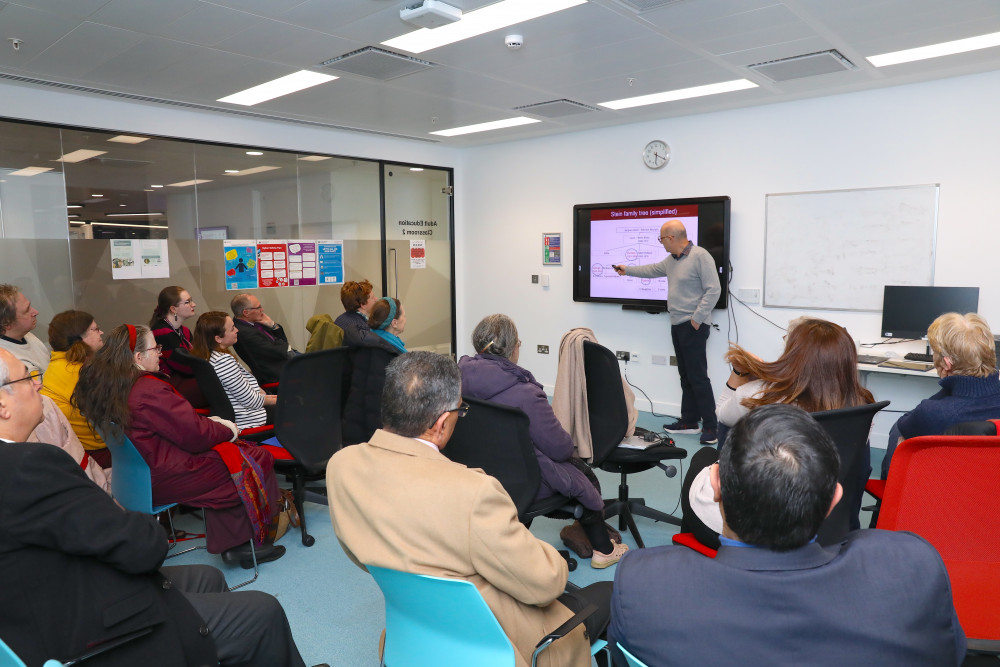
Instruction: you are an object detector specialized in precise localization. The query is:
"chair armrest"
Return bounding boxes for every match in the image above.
[558,502,584,520]
[239,424,275,442]
[864,479,885,499]
[194,407,211,416]
[531,602,597,666]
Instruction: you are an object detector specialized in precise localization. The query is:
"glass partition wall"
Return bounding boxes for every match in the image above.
[0,117,454,355]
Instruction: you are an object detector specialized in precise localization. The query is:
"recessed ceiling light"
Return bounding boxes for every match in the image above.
[598,79,758,110]
[410,168,425,172]
[167,179,213,187]
[106,212,165,217]
[69,221,85,226]
[223,166,281,176]
[107,135,150,144]
[90,194,105,198]
[867,30,1000,67]
[383,0,586,54]
[246,151,264,156]
[56,149,108,163]
[119,204,127,207]
[298,155,331,161]
[9,166,54,177]
[225,169,240,173]
[151,184,164,188]
[430,116,541,137]
[67,204,83,209]
[90,221,169,229]
[67,214,79,218]
[217,70,338,106]
[144,189,154,192]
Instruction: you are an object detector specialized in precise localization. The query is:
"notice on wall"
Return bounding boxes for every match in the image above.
[287,241,317,287]
[410,239,426,269]
[111,239,170,280]
[224,240,259,291]
[317,241,344,285]
[257,242,289,288]
[543,233,561,265]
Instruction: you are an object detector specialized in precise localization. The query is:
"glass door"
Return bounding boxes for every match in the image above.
[382,164,454,355]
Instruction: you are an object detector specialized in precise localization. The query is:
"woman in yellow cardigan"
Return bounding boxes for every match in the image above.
[41,311,110,467]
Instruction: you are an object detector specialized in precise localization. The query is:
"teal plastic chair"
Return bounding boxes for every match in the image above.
[99,426,259,591]
[617,642,649,667]
[0,636,62,666]
[367,565,608,667]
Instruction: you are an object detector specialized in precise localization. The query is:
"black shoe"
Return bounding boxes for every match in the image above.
[221,543,286,569]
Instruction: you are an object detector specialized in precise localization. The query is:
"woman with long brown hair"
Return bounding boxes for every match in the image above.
[74,324,284,568]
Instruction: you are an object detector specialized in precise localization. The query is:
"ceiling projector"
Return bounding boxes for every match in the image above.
[400,1,462,29]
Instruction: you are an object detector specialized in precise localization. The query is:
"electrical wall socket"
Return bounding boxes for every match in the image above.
[669,355,678,366]
[630,352,639,362]
[652,354,667,365]
[537,344,549,354]
[531,274,539,284]
[737,287,761,305]
[615,350,631,362]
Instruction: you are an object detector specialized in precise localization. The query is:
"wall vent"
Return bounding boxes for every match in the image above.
[748,50,857,82]
[512,99,599,118]
[319,47,434,81]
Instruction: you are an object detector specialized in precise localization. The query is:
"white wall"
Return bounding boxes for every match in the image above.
[458,69,1000,443]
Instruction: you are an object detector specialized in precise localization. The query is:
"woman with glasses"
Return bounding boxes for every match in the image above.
[41,310,112,468]
[74,324,286,568]
[459,314,628,569]
[149,285,204,406]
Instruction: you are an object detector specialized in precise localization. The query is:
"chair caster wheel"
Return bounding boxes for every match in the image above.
[567,558,577,572]
[302,534,315,547]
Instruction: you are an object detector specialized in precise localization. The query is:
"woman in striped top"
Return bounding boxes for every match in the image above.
[192,311,277,429]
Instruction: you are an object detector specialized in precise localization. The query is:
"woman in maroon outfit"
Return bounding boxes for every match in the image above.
[74,324,284,567]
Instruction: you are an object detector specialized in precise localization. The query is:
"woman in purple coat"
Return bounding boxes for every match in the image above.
[74,324,284,568]
[459,314,628,569]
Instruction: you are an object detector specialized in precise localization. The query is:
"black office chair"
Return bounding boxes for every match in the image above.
[445,396,584,570]
[811,399,890,545]
[173,348,274,441]
[342,346,399,445]
[272,347,350,547]
[582,340,688,548]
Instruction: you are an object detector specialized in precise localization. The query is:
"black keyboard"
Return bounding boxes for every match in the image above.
[904,352,934,362]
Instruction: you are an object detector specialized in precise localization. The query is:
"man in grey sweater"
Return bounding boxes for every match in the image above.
[613,219,721,444]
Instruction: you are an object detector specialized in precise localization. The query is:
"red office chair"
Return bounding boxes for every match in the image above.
[876,434,1000,653]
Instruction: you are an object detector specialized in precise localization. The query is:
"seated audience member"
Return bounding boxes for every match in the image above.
[334,279,396,352]
[610,404,966,667]
[0,284,49,374]
[230,293,298,385]
[305,313,344,352]
[150,285,204,406]
[460,314,627,568]
[74,324,285,567]
[31,383,112,495]
[328,352,613,667]
[687,318,876,544]
[42,310,112,467]
[368,297,408,353]
[192,311,276,430]
[0,349,324,667]
[883,312,1000,478]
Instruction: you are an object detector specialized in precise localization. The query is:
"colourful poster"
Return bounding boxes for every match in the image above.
[543,233,561,265]
[317,241,344,285]
[257,242,289,288]
[287,241,317,287]
[410,239,426,269]
[224,240,258,291]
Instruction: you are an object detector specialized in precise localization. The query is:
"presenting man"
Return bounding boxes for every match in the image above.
[609,404,966,666]
[0,348,325,667]
[327,351,612,667]
[0,284,49,374]
[230,293,298,385]
[613,220,720,444]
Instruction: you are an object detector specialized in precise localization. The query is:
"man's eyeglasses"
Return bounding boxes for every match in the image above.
[659,234,675,242]
[1,369,42,388]
[446,402,470,418]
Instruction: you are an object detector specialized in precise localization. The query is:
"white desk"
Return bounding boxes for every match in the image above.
[857,363,938,379]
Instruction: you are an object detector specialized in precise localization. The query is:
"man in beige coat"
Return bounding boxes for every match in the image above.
[327,351,611,667]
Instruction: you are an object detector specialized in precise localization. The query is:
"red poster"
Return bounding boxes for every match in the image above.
[257,242,289,288]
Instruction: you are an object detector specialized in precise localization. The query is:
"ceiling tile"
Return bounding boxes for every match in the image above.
[21,21,146,79]
[88,0,201,33]
[148,3,263,46]
[81,35,197,89]
[6,0,111,18]
[277,0,395,35]
[215,17,346,62]
[198,0,310,20]
[0,3,82,68]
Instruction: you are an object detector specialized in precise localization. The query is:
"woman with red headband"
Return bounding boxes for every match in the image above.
[74,324,284,567]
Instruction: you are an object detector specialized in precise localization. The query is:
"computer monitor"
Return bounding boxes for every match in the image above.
[880,286,980,339]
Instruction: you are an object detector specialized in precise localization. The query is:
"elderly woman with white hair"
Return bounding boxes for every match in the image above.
[883,311,1000,477]
[459,314,628,569]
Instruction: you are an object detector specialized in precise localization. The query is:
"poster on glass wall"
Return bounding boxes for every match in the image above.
[111,239,170,280]
[287,241,317,286]
[257,242,289,288]
[317,241,345,285]
[224,240,259,291]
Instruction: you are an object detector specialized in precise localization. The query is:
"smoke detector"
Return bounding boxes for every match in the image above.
[400,1,462,29]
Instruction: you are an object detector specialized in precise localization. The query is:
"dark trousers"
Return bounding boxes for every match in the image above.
[164,565,308,667]
[670,322,717,428]
[558,581,614,645]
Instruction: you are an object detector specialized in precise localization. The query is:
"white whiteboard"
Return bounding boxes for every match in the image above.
[764,185,939,310]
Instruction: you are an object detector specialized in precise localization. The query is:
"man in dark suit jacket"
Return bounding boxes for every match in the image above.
[231,293,298,385]
[609,404,966,667]
[0,348,322,667]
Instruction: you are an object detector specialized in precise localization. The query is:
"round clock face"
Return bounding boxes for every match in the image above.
[642,140,670,169]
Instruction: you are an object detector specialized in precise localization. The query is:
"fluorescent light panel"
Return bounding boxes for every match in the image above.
[599,79,758,110]
[9,166,54,176]
[383,0,586,54]
[105,212,165,217]
[217,70,338,106]
[107,135,150,144]
[57,149,107,163]
[430,116,541,137]
[167,179,212,187]
[867,30,1000,67]
[223,166,281,176]
[298,155,331,162]
[89,221,169,229]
